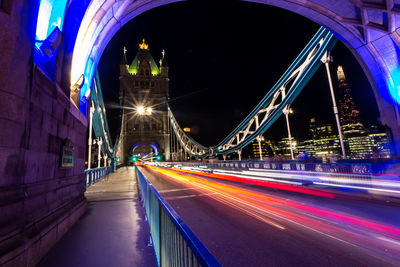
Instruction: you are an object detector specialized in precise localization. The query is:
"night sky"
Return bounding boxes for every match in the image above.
[98,0,379,147]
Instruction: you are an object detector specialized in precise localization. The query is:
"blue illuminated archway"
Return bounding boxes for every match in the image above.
[132,142,159,156]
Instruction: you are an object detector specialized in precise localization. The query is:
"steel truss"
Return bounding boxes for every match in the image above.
[168,27,337,158]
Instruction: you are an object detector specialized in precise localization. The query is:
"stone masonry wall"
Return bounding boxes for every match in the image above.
[0,1,87,266]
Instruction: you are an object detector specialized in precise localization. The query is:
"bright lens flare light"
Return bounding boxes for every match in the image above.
[137,106,145,115]
[146,107,153,114]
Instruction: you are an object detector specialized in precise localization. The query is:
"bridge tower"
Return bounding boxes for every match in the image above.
[118,39,170,163]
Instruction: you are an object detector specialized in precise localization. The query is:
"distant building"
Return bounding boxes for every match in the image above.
[274,138,298,158]
[368,133,391,159]
[336,66,366,136]
[251,138,274,158]
[278,117,391,160]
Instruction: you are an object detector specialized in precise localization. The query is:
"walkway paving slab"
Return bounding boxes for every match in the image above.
[38,167,156,267]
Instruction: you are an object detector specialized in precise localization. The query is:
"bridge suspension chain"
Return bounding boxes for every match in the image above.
[168,27,337,158]
[90,72,114,158]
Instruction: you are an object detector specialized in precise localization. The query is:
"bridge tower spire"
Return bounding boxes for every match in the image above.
[118,39,170,163]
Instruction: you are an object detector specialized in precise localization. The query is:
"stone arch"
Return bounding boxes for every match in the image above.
[59,0,400,152]
[132,142,159,156]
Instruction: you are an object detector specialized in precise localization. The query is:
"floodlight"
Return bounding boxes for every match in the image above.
[137,106,145,115]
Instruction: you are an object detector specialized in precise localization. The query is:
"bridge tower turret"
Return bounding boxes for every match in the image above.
[118,39,170,163]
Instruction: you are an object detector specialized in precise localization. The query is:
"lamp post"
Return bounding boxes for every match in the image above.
[321,51,346,158]
[87,103,94,169]
[97,137,102,168]
[256,135,264,160]
[283,105,295,160]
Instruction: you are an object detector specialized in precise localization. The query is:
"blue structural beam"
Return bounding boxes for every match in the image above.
[91,71,114,158]
[169,27,337,158]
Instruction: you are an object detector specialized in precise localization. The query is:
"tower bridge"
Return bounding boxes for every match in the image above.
[1,1,400,266]
[117,39,170,164]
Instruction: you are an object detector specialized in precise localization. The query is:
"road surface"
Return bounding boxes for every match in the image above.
[139,165,400,266]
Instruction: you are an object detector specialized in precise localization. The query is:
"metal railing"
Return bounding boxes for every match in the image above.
[136,167,220,267]
[159,160,373,175]
[84,166,113,187]
[153,160,400,196]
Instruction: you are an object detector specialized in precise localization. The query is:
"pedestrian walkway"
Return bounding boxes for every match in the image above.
[38,167,156,267]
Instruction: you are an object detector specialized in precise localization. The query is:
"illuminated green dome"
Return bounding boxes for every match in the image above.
[128,39,160,75]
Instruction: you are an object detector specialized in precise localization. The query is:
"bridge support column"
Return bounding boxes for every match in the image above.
[237,149,242,161]
[223,154,227,161]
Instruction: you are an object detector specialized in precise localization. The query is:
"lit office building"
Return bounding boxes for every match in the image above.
[336,66,366,136]
[251,139,274,158]
[274,138,298,158]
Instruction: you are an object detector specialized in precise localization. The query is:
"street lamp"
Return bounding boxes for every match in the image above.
[137,106,145,115]
[136,106,153,115]
[283,104,295,160]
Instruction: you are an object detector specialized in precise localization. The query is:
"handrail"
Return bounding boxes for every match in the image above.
[136,167,221,266]
[84,166,112,187]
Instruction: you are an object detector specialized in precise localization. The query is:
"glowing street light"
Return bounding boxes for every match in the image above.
[146,107,153,114]
[137,106,145,115]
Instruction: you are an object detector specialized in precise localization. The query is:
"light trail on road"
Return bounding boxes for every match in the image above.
[142,164,400,266]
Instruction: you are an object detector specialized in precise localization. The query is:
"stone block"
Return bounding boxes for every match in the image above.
[0,119,25,148]
[29,104,43,129]
[54,167,66,180]
[52,100,65,122]
[28,127,48,152]
[57,123,68,140]
[0,91,28,124]
[1,252,27,267]
[26,238,41,267]
[47,134,61,154]
[56,214,71,242]
[39,225,57,258]
[30,85,53,115]
[25,182,47,198]
[55,90,70,110]
[45,191,58,209]
[24,150,57,183]
[33,66,55,98]
[23,194,47,217]
[0,201,23,227]
[67,127,77,144]
[63,110,74,127]
[73,158,85,176]
[42,112,57,136]
[0,147,24,186]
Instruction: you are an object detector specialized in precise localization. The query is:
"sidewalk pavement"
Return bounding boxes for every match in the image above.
[38,167,156,267]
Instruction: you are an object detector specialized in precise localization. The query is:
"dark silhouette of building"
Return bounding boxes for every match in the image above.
[117,39,170,163]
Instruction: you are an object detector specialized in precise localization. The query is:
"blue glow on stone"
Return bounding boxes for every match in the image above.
[35,0,68,45]
[387,67,400,104]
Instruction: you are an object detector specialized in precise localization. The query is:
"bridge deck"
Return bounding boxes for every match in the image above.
[38,167,156,267]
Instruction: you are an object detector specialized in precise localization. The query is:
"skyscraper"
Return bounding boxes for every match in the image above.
[336,66,366,136]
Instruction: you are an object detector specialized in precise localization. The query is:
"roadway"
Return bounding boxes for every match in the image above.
[138,165,400,266]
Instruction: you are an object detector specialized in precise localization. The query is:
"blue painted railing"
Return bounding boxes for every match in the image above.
[162,160,373,175]
[136,167,221,267]
[84,166,113,187]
